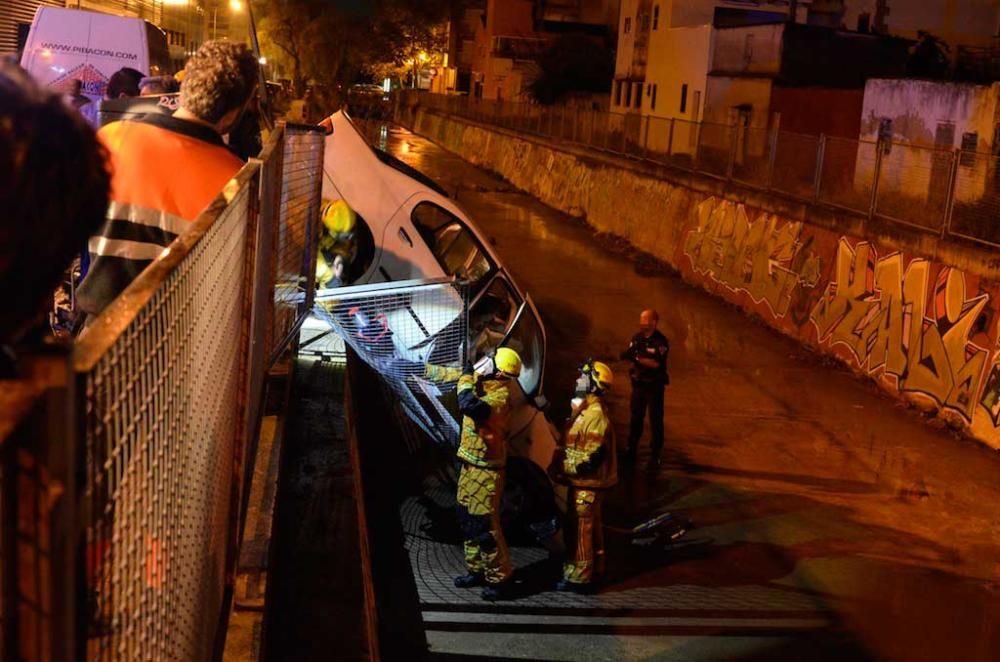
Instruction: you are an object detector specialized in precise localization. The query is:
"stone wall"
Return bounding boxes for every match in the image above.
[401,106,1000,450]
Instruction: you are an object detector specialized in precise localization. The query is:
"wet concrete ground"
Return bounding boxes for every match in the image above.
[370,124,998,661]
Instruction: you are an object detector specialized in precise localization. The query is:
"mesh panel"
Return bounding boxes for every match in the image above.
[948,151,1000,245]
[772,131,820,200]
[312,280,469,447]
[81,183,252,661]
[819,137,876,213]
[271,126,324,362]
[696,122,734,177]
[731,126,771,188]
[875,143,952,231]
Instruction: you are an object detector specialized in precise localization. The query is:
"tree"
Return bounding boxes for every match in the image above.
[254,0,454,100]
[528,34,614,105]
[908,31,951,79]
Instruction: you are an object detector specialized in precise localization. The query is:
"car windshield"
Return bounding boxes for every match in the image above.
[500,298,544,396]
[412,202,494,293]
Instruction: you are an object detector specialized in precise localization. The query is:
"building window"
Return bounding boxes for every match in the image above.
[651,84,657,110]
[961,132,979,165]
[625,81,632,107]
[624,16,632,34]
[653,5,659,30]
[680,83,688,113]
[615,81,623,106]
[634,82,641,109]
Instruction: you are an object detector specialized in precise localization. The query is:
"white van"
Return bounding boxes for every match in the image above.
[19,7,170,103]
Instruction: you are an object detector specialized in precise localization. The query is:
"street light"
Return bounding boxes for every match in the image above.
[212,0,244,40]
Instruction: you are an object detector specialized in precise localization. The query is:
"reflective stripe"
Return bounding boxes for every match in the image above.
[107,201,189,236]
[89,236,167,261]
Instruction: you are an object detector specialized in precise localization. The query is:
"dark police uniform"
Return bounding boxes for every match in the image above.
[621,330,669,459]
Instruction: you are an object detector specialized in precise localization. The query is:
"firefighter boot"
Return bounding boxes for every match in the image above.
[480,580,513,601]
[453,572,485,588]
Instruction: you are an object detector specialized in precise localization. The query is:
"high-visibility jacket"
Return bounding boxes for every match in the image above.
[557,394,617,489]
[77,113,243,316]
[424,365,511,468]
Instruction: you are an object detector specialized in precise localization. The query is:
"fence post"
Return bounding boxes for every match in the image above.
[813,134,827,202]
[621,115,628,155]
[667,117,675,158]
[941,148,961,238]
[643,116,650,160]
[765,127,778,190]
[869,139,885,221]
[726,124,738,180]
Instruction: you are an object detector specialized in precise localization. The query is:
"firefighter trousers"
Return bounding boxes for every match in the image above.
[455,464,512,585]
[563,488,605,584]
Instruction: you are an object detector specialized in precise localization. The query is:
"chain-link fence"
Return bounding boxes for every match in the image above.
[1,121,324,660]
[400,91,1000,247]
[312,278,469,448]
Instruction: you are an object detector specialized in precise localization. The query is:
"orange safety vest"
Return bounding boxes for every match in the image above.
[77,113,244,316]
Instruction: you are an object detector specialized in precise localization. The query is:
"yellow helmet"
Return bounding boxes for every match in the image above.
[581,359,613,391]
[321,199,356,235]
[591,361,614,389]
[494,347,522,377]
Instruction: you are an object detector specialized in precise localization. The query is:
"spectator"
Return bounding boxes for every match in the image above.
[65,77,98,127]
[105,67,144,99]
[77,41,259,319]
[139,75,179,96]
[0,62,110,373]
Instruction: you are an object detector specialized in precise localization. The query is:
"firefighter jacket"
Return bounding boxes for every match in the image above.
[77,113,244,316]
[556,395,617,489]
[424,365,511,469]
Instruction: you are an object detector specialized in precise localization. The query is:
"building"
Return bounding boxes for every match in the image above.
[1,0,62,57]
[611,1,794,118]
[471,0,617,101]
[704,22,910,136]
[856,78,1000,202]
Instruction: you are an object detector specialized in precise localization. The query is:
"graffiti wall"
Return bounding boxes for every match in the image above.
[678,197,1000,449]
[408,109,1000,449]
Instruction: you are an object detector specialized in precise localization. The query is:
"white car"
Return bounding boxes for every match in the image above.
[317,111,560,489]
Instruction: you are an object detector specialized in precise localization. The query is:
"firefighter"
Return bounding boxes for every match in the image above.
[552,360,617,593]
[425,348,521,601]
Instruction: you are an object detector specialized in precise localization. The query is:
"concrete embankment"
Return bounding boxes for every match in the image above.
[398,103,1000,451]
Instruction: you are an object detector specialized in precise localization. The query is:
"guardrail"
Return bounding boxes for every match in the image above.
[401,91,1000,248]
[0,122,323,660]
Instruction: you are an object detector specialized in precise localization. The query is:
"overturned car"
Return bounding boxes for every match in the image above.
[311,112,563,521]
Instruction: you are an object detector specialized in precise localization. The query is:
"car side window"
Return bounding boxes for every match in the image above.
[411,202,494,291]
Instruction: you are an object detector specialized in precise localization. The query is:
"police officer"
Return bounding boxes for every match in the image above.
[621,309,670,468]
[426,348,522,601]
[552,360,617,593]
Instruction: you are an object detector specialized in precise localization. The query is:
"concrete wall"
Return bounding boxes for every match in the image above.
[704,76,773,127]
[771,87,864,138]
[711,23,784,76]
[402,106,1000,450]
[858,79,1000,203]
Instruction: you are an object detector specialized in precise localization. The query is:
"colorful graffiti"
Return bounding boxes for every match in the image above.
[683,198,821,318]
[810,239,991,423]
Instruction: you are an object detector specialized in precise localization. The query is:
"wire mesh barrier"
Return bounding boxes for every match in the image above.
[819,136,877,214]
[401,91,1000,248]
[311,278,469,448]
[1,122,324,660]
[269,125,324,364]
[875,143,954,232]
[950,151,1000,245]
[1,353,79,662]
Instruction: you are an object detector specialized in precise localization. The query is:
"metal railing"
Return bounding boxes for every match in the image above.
[0,122,324,660]
[401,91,1000,248]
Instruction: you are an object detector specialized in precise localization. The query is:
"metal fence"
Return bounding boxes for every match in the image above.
[402,91,1000,248]
[312,278,469,449]
[0,122,324,660]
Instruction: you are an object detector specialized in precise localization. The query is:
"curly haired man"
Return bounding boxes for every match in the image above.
[78,41,259,319]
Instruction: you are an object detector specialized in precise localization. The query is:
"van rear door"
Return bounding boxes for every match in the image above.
[20,7,150,101]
